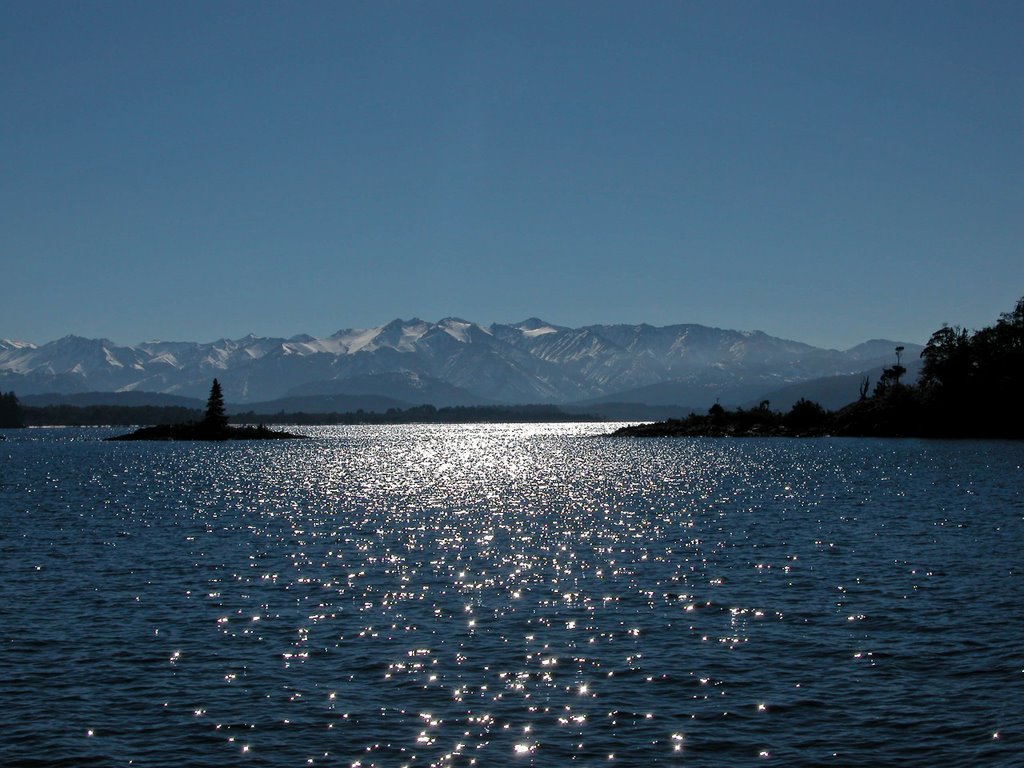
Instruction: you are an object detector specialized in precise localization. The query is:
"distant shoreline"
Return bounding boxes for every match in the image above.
[23,402,602,428]
[610,421,827,438]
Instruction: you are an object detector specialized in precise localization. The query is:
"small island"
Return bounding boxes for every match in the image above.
[106,379,307,441]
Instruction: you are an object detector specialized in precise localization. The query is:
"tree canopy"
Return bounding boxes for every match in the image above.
[914,296,1024,436]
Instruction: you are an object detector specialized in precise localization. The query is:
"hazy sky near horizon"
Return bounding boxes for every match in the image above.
[3,1,1021,350]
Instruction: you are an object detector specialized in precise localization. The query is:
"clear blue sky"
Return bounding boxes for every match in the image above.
[3,0,1021,349]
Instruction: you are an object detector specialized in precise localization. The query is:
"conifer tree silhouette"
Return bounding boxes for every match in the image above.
[203,379,229,431]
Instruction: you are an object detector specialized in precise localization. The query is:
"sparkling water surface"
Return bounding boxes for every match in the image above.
[2,425,1022,767]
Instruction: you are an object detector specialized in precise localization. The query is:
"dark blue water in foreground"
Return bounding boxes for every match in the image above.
[2,425,1022,767]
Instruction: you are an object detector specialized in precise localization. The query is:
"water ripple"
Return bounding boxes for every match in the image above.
[1,426,1022,766]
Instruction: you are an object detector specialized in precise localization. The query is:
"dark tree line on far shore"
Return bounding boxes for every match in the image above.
[10,400,597,428]
[614,396,836,438]
[20,403,203,427]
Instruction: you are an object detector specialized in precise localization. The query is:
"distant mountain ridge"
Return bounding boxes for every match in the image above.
[0,318,922,408]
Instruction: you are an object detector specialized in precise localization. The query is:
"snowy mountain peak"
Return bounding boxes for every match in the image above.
[437,318,478,343]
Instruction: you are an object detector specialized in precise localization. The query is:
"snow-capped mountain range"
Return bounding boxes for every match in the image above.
[0,318,921,407]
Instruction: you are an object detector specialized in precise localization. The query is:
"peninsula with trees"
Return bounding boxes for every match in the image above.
[613,295,1024,440]
[105,379,306,441]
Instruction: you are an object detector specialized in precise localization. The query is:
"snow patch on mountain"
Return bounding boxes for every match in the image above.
[337,326,382,354]
[439,318,476,343]
[0,339,38,351]
[522,326,558,338]
[103,347,124,368]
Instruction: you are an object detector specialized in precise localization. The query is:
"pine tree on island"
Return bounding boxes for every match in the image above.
[106,378,306,440]
[202,378,229,434]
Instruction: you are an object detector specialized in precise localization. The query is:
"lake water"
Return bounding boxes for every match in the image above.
[2,424,1022,767]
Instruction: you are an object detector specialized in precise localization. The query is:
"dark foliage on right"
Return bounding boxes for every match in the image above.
[617,296,1024,439]
[818,296,1022,438]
